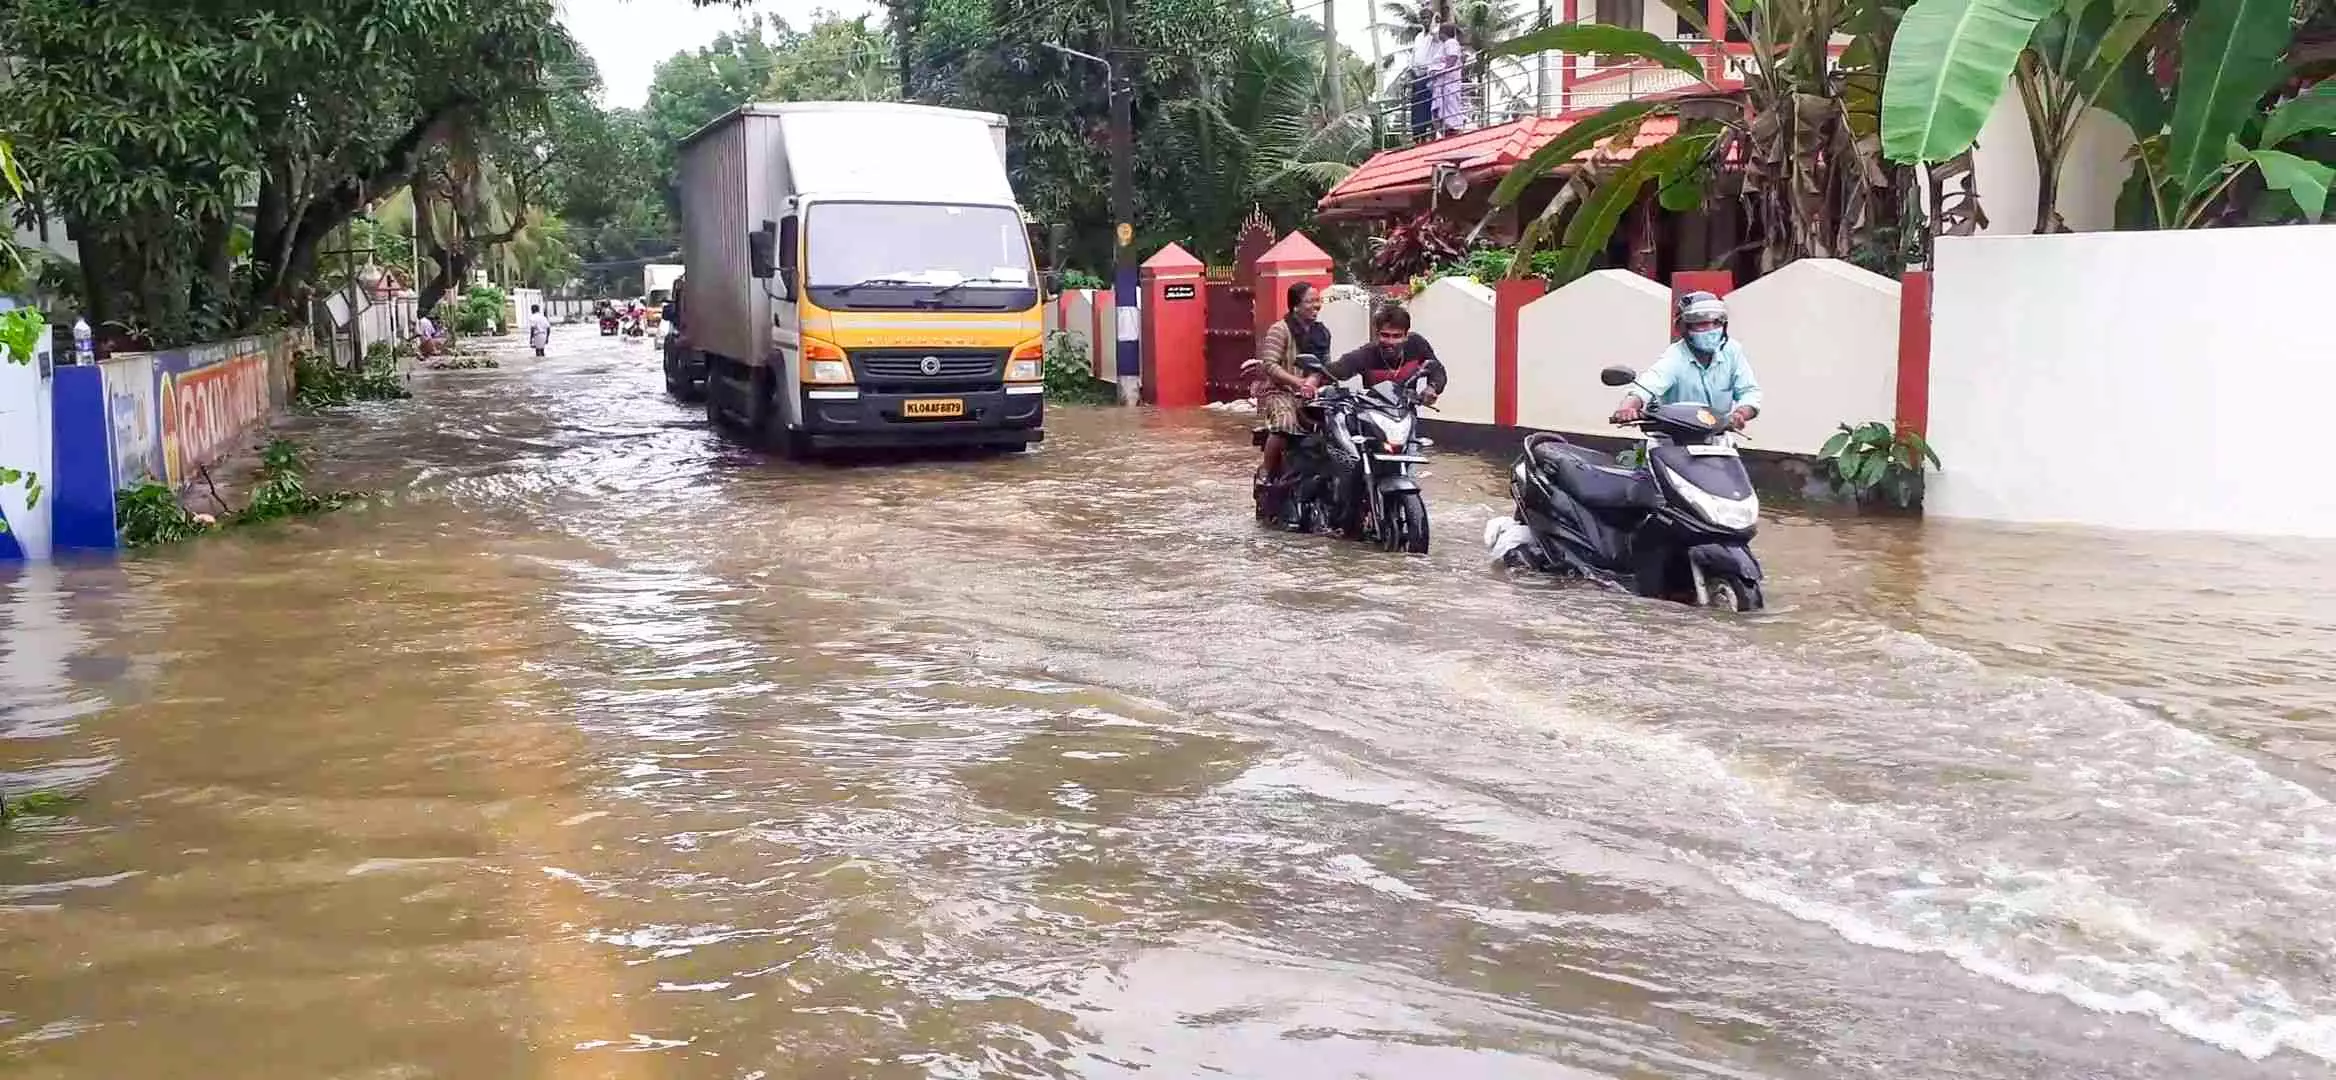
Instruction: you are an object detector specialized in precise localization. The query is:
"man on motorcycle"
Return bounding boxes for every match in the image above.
[1246,281,1333,518]
[1610,291,1763,429]
[1324,303,1445,403]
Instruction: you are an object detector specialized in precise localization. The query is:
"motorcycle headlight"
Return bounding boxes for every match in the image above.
[1659,462,1760,530]
[1366,412,1414,448]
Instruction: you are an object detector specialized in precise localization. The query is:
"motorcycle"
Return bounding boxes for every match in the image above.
[598,312,619,336]
[1251,354,1433,554]
[1493,364,1764,611]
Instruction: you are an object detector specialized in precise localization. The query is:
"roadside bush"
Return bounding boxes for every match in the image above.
[294,349,409,407]
[117,438,369,548]
[1817,421,1940,509]
[116,481,208,546]
[1043,330,1116,405]
[1058,268,1107,291]
[451,284,506,335]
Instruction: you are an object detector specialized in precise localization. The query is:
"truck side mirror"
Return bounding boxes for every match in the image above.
[748,221,777,280]
[1042,270,1062,295]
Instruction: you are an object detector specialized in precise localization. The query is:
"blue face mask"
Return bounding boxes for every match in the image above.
[1687,329,1724,353]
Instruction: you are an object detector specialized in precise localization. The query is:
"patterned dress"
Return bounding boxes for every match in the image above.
[1253,314,1329,435]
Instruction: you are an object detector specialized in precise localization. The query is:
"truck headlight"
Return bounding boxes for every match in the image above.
[801,337,852,385]
[1007,338,1044,382]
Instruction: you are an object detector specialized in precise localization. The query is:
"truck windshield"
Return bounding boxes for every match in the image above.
[805,202,1037,311]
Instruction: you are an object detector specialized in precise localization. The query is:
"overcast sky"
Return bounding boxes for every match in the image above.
[561,0,1394,110]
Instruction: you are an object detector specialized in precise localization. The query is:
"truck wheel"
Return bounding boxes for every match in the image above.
[705,361,730,429]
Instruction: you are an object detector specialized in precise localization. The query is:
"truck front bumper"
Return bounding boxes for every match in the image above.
[798,385,1045,449]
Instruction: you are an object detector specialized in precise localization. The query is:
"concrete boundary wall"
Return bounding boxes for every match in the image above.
[1927,225,2336,536]
[11,329,302,558]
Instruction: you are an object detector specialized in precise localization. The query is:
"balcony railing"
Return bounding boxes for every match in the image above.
[1363,38,1797,151]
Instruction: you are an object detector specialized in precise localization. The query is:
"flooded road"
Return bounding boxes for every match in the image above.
[7,332,2336,1079]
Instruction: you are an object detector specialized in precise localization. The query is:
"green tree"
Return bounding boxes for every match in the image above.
[1161,21,1373,260]
[762,13,903,102]
[1,0,577,346]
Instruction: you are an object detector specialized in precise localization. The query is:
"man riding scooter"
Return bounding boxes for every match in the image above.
[1610,290,1763,431]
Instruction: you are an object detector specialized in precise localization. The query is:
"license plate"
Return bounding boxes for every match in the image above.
[1375,454,1429,464]
[901,398,964,419]
[1686,444,1738,457]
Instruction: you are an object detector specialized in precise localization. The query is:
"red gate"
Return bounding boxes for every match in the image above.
[1202,211,1280,403]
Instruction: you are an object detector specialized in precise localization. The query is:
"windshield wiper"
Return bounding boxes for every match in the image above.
[828,276,931,294]
[930,277,1024,298]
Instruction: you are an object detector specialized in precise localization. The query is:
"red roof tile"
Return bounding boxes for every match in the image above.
[1319,109,1685,219]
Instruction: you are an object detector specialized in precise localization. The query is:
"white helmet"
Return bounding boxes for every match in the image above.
[1677,290,1728,326]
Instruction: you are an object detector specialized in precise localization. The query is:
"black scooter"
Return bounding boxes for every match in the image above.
[1496,364,1764,610]
[1252,354,1433,553]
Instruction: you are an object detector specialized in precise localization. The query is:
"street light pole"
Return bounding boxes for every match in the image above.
[1041,36,1139,402]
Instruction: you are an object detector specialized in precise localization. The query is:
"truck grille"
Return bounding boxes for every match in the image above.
[851,349,1005,392]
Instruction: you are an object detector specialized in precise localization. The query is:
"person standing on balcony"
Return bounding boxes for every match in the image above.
[1431,23,1468,135]
[1409,25,1440,141]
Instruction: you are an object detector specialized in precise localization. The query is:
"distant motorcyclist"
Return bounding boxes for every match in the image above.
[1611,290,1763,430]
[1325,303,1445,403]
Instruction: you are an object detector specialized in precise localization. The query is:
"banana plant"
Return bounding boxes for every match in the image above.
[2130,81,2336,225]
[1482,0,1900,285]
[1885,0,2328,228]
[2121,3,2330,226]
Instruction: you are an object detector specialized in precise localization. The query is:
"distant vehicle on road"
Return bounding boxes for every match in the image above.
[672,101,1050,455]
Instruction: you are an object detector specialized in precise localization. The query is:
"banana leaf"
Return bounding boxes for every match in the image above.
[1482,24,1706,78]
[2166,0,2293,197]
[1881,0,2061,163]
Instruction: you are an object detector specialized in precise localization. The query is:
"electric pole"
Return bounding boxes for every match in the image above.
[1038,28,1138,401]
[1106,0,1138,401]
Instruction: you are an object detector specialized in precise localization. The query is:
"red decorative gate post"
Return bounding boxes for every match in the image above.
[1141,244,1207,407]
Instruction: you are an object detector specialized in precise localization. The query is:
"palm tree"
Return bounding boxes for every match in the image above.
[1163,26,1375,260]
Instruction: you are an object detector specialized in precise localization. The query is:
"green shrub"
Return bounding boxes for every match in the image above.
[451,284,507,335]
[1817,421,1941,509]
[116,481,208,547]
[294,350,409,407]
[1042,330,1116,405]
[1058,268,1107,291]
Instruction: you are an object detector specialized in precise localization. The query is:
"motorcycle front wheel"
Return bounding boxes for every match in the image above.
[1379,491,1431,554]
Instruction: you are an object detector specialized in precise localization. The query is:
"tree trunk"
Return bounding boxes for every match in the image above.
[191,209,235,321]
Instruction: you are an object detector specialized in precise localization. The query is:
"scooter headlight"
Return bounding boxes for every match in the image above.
[1659,461,1760,530]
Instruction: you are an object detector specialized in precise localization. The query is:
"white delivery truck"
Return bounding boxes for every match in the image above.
[643,263,684,305]
[670,102,1049,453]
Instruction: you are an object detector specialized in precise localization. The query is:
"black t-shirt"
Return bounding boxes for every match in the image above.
[1330,334,1448,393]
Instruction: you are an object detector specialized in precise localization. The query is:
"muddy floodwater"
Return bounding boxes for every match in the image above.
[6,333,2336,1080]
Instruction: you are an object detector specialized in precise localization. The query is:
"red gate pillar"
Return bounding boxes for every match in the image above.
[1253,233,1334,358]
[1671,269,1735,301]
[1493,278,1546,428]
[1896,269,1932,436]
[1141,244,1208,407]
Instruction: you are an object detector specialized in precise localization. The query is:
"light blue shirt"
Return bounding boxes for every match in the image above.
[1626,339,1764,415]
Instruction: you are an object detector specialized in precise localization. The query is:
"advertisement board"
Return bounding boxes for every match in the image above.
[154,338,273,488]
[99,355,161,486]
